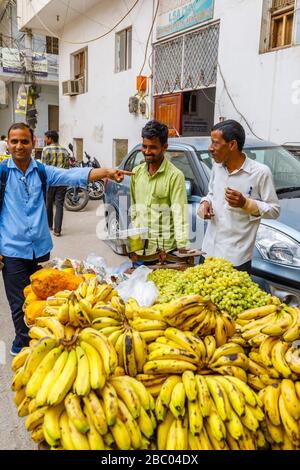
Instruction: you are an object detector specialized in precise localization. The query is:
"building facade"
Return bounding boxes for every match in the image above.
[17,0,300,163]
[0,0,58,141]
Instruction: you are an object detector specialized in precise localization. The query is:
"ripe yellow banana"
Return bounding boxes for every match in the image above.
[157,411,174,450]
[101,383,118,426]
[80,340,105,391]
[14,387,26,407]
[47,349,77,406]
[73,345,90,397]
[118,398,142,449]
[35,317,65,339]
[83,405,105,450]
[188,399,203,436]
[225,409,244,440]
[123,330,137,377]
[195,375,212,417]
[22,336,58,385]
[278,395,300,446]
[240,404,259,432]
[261,310,293,336]
[25,406,48,431]
[155,396,167,422]
[35,349,69,406]
[205,376,231,421]
[11,347,31,372]
[204,335,217,362]
[148,345,199,364]
[43,402,64,442]
[214,376,245,417]
[238,304,278,320]
[59,411,75,450]
[131,329,147,374]
[109,378,141,419]
[263,383,281,426]
[64,392,89,433]
[68,415,90,450]
[214,314,227,347]
[206,407,226,441]
[271,341,292,378]
[210,342,244,365]
[17,395,31,417]
[182,370,197,402]
[82,391,108,435]
[110,416,131,450]
[169,382,186,419]
[56,302,70,324]
[226,376,257,407]
[158,375,182,407]
[25,346,62,398]
[120,376,150,410]
[138,406,155,439]
[280,379,300,420]
[79,328,117,375]
[144,359,197,374]
[282,306,300,342]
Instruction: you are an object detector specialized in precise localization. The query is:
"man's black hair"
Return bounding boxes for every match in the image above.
[212,120,246,151]
[142,120,169,146]
[8,123,34,142]
[45,130,59,143]
[1,135,6,140]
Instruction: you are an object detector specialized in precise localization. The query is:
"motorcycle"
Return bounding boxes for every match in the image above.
[64,144,104,212]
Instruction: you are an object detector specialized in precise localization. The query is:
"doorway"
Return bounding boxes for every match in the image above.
[48,105,59,131]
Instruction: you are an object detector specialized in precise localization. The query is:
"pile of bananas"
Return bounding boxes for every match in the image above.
[149,258,275,317]
[159,295,235,345]
[260,380,300,450]
[143,329,249,383]
[237,304,300,346]
[155,372,265,450]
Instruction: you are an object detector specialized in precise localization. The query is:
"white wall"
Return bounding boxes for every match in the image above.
[59,0,154,166]
[214,0,300,144]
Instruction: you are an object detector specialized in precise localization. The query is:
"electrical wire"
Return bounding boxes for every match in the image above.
[217,62,264,140]
[29,0,140,45]
[138,0,160,76]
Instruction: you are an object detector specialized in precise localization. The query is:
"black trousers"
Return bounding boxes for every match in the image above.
[2,253,50,348]
[46,186,67,234]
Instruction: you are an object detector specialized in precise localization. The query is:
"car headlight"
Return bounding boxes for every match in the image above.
[256,225,300,267]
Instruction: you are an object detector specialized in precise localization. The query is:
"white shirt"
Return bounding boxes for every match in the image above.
[0,141,7,155]
[201,156,280,266]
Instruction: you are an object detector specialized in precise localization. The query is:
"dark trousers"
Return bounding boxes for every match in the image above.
[2,253,50,348]
[46,186,67,234]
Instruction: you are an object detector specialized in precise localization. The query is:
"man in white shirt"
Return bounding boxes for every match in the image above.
[0,135,7,155]
[198,120,280,273]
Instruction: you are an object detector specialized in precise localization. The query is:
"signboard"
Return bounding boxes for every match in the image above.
[2,48,23,74]
[1,49,48,76]
[157,0,214,39]
[15,84,28,115]
[33,53,48,77]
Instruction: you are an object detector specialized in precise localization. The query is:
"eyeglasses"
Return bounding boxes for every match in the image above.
[20,176,30,197]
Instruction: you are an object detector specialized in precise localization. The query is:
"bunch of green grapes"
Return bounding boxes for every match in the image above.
[149,257,275,318]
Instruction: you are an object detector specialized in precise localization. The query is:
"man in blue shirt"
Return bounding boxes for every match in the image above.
[0,122,131,355]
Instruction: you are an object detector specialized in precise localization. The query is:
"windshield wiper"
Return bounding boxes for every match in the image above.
[276,186,300,194]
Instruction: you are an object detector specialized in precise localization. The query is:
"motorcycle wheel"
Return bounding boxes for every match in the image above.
[89,180,104,200]
[64,188,89,211]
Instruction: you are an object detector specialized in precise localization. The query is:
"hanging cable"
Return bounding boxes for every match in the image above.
[138,0,160,76]
[29,0,140,45]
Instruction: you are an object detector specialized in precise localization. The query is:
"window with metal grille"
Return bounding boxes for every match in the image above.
[153,23,219,96]
[115,27,132,73]
[46,36,59,55]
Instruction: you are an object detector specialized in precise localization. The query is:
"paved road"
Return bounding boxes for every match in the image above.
[0,201,124,449]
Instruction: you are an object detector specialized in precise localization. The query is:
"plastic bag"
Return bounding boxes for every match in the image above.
[116,265,159,306]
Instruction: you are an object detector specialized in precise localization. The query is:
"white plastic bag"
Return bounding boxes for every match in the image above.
[116,265,159,306]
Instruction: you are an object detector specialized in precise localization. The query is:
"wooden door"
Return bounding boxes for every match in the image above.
[48,105,59,131]
[154,93,183,136]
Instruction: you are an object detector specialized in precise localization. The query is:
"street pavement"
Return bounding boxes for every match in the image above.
[0,201,124,449]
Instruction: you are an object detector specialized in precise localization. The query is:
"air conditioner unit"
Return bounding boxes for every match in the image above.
[62,77,84,96]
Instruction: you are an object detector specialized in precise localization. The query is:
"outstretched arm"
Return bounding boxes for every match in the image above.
[88,168,133,183]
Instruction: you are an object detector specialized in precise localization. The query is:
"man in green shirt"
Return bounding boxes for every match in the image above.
[130,120,189,255]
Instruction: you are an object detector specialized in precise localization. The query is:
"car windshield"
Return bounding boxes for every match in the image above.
[197,146,300,192]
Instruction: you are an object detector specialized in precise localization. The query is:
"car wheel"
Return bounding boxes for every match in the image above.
[107,210,119,237]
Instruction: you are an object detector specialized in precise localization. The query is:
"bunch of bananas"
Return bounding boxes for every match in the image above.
[144,329,249,382]
[260,380,300,449]
[159,295,235,345]
[14,371,157,450]
[12,327,118,417]
[246,337,300,391]
[237,304,300,345]
[155,372,265,450]
[45,280,117,327]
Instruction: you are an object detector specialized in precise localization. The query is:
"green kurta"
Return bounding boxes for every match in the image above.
[130,158,189,255]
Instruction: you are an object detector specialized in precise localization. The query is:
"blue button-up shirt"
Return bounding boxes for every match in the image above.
[0,157,91,259]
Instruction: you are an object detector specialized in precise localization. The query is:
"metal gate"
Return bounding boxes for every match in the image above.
[153,22,220,96]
